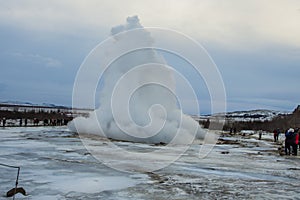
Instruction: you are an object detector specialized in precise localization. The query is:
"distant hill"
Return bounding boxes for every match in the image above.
[219,109,290,122]
[197,106,299,132]
[1,100,35,106]
[0,100,69,109]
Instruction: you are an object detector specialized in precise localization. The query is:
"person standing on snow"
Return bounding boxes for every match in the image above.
[298,130,300,151]
[294,130,299,156]
[285,128,294,155]
[2,117,6,127]
[258,130,262,140]
[276,128,280,141]
[273,129,278,142]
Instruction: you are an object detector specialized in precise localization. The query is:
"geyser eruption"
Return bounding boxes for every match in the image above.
[69,16,206,144]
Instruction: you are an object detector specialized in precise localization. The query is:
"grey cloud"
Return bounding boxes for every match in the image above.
[0,1,299,50]
[12,52,62,68]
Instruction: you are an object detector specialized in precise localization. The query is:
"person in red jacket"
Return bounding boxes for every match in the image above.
[291,130,298,156]
[298,131,300,150]
[296,130,300,154]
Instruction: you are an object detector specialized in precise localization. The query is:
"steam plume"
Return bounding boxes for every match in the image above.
[68,16,205,144]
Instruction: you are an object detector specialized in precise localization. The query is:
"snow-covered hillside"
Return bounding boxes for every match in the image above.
[193,109,291,123]
[215,109,290,122]
[0,100,68,108]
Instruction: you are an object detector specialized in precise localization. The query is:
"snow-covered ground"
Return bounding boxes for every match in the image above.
[0,127,299,199]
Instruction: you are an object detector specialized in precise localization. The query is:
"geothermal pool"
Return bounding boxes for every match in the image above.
[0,127,299,199]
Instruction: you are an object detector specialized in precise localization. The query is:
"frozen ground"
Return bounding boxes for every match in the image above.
[0,127,299,200]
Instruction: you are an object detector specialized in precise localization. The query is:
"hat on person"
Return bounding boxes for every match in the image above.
[288,128,294,133]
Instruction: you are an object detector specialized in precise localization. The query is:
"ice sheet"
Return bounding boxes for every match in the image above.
[0,127,299,199]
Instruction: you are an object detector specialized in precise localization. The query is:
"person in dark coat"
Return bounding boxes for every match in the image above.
[285,128,294,155]
[258,130,262,140]
[276,128,280,141]
[2,117,6,127]
[273,129,278,142]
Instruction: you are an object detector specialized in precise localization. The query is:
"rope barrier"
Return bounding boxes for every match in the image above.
[0,163,21,200]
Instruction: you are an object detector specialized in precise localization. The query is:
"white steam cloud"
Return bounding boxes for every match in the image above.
[68,16,205,144]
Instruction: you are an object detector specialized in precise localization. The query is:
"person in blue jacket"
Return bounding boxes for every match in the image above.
[285,128,294,155]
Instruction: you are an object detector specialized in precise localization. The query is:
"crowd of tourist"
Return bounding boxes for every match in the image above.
[1,117,70,127]
[283,128,300,156]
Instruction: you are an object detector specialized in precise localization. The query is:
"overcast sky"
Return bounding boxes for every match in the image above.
[0,0,299,114]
